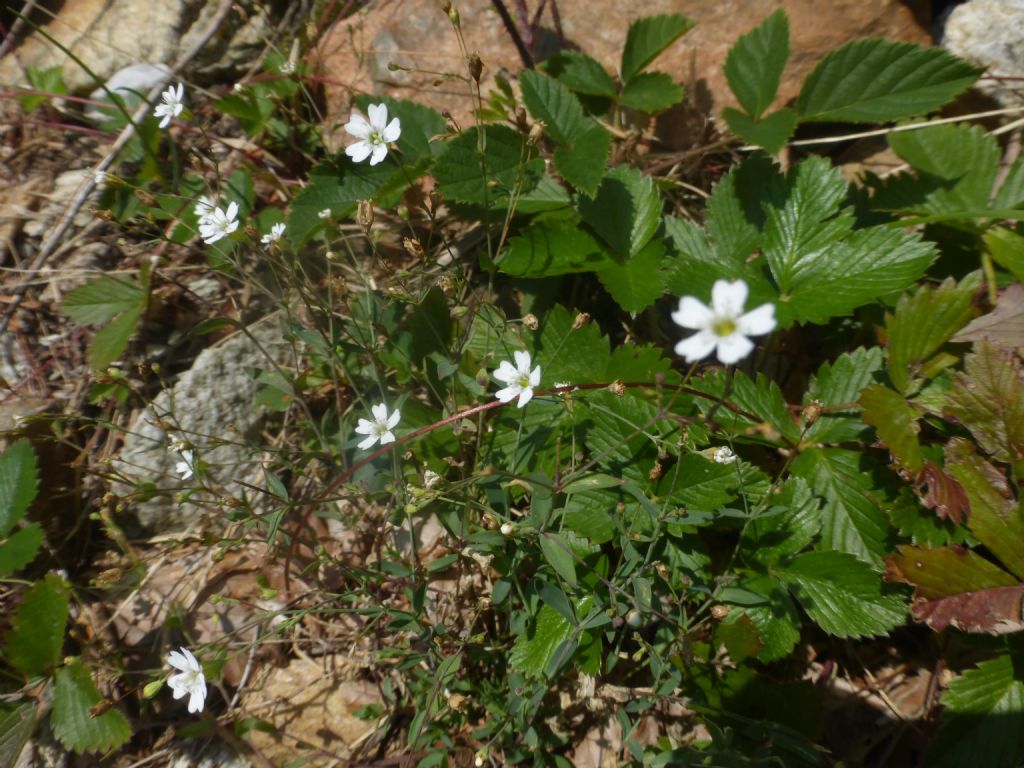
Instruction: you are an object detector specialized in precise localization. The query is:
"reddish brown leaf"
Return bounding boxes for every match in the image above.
[952,283,1024,349]
[913,459,969,524]
[911,584,1024,634]
[885,544,1017,599]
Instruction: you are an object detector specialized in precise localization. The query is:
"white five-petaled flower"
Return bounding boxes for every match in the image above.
[170,439,194,480]
[261,222,286,246]
[153,82,185,129]
[167,647,206,714]
[344,103,401,166]
[198,201,239,245]
[672,279,776,365]
[494,350,541,408]
[194,195,216,222]
[354,403,401,450]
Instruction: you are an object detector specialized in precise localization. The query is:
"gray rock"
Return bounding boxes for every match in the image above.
[115,318,292,533]
[167,742,251,768]
[943,0,1024,106]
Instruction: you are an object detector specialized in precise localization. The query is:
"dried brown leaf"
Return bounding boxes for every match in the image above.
[911,584,1024,634]
[952,283,1024,349]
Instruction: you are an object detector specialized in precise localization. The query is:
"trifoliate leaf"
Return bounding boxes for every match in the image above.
[562,490,616,545]
[60,275,144,326]
[722,107,797,155]
[620,14,695,83]
[86,304,142,370]
[541,51,617,98]
[52,659,132,754]
[886,273,981,394]
[536,304,611,385]
[582,391,666,486]
[724,9,790,119]
[860,385,924,472]
[742,477,821,564]
[433,124,543,204]
[579,165,661,258]
[792,448,893,566]
[288,159,392,242]
[618,72,684,113]
[510,600,590,679]
[796,39,982,123]
[929,656,1024,768]
[519,70,589,146]
[596,238,666,313]
[689,369,801,444]
[776,550,906,638]
[4,573,70,676]
[0,523,43,579]
[497,215,616,277]
[0,440,37,537]
[552,120,612,196]
[804,347,885,444]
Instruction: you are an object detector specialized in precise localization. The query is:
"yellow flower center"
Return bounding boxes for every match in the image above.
[712,318,737,337]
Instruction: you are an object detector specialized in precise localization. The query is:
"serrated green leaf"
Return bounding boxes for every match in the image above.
[690,369,800,444]
[804,347,885,443]
[519,70,589,145]
[536,305,611,384]
[618,72,684,113]
[484,399,566,474]
[620,14,695,83]
[796,39,982,123]
[0,524,43,579]
[946,439,1024,579]
[0,441,38,537]
[61,275,144,326]
[886,273,981,394]
[722,107,797,155]
[4,573,70,675]
[86,305,141,370]
[596,238,665,313]
[860,385,924,472]
[792,448,892,566]
[583,391,665,486]
[0,703,36,768]
[714,614,763,664]
[776,550,905,638]
[540,51,617,98]
[929,656,1024,768]
[662,454,744,510]
[984,228,1024,283]
[886,545,1017,600]
[578,165,661,258]
[947,342,1024,467]
[888,123,1000,214]
[52,659,132,754]
[509,600,590,679]
[735,574,801,662]
[497,215,616,277]
[724,10,790,119]
[433,124,543,204]
[562,490,616,545]
[605,343,674,382]
[742,477,820,564]
[552,120,612,196]
[288,159,393,243]
[539,532,577,587]
[993,156,1024,211]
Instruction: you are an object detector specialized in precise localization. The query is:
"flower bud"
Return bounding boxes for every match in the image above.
[357,199,374,231]
[403,237,424,259]
[572,312,591,330]
[804,399,824,427]
[468,53,484,83]
[500,522,515,536]
[522,313,539,330]
[608,380,626,396]
[527,121,545,146]
[710,604,731,620]
[626,609,643,628]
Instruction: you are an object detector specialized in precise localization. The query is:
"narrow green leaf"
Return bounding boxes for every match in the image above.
[52,659,132,754]
[519,70,588,145]
[0,523,43,578]
[0,440,38,537]
[86,305,142,370]
[946,439,1024,579]
[860,385,924,472]
[0,703,36,768]
[578,165,661,258]
[722,107,797,155]
[552,120,612,196]
[792,448,893,566]
[947,342,1024,466]
[724,10,790,119]
[776,550,906,638]
[540,51,617,98]
[4,573,70,675]
[618,72,684,113]
[797,39,982,123]
[497,216,616,277]
[539,532,577,587]
[620,14,695,83]
[60,275,144,326]
[596,239,666,313]
[886,273,981,394]
[930,656,1024,768]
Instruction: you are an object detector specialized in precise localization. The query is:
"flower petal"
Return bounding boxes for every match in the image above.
[517,387,534,408]
[371,403,388,422]
[736,302,776,336]
[367,103,388,130]
[386,408,401,429]
[369,143,388,165]
[715,332,755,364]
[344,114,371,138]
[529,365,541,388]
[513,350,532,372]
[345,140,372,163]
[711,279,748,318]
[354,418,374,435]
[379,431,396,445]
[383,117,402,143]
[495,385,520,403]
[358,433,378,450]
[187,687,205,713]
[671,296,714,330]
[493,361,518,383]
[674,330,718,362]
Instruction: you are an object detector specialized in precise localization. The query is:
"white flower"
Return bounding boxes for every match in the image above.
[494,350,541,408]
[174,450,195,480]
[318,208,332,219]
[261,222,286,246]
[344,103,401,166]
[194,195,216,222]
[672,279,776,365]
[354,402,401,450]
[500,522,515,537]
[167,647,206,714]
[197,201,239,245]
[712,446,736,465]
[153,82,185,129]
